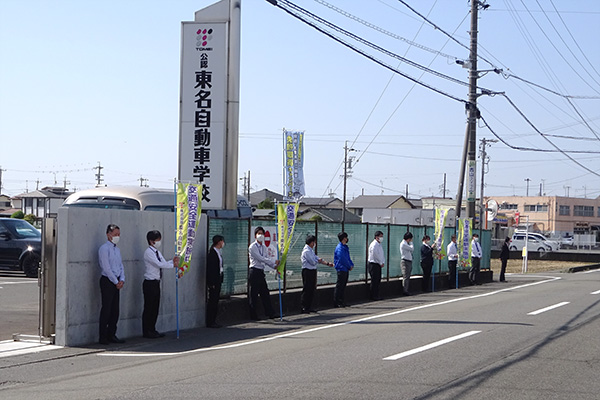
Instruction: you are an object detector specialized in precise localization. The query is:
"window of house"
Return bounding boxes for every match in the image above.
[502,203,518,210]
[559,205,570,216]
[574,205,594,217]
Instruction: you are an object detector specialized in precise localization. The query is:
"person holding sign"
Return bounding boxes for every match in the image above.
[420,235,433,293]
[300,235,333,313]
[248,227,280,320]
[470,234,482,285]
[142,230,180,339]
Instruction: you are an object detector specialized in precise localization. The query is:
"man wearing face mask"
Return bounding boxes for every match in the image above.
[400,232,414,296]
[367,231,385,301]
[420,235,433,292]
[248,227,280,320]
[334,232,354,308]
[470,233,482,285]
[98,224,126,345]
[300,235,333,313]
[206,235,225,328]
[142,230,180,338]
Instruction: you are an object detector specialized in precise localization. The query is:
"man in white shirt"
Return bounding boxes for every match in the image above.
[300,235,332,313]
[142,230,179,338]
[470,234,482,285]
[248,226,280,320]
[367,231,385,300]
[400,232,414,296]
[447,234,459,289]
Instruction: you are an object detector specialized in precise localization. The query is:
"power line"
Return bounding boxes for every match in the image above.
[314,0,461,62]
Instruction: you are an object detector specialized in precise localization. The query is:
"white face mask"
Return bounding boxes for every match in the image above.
[377,237,383,243]
[153,240,161,248]
[111,236,120,245]
[474,237,479,242]
[256,234,265,243]
[221,242,225,248]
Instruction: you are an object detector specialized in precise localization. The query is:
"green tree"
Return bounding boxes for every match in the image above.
[257,198,274,209]
[11,211,24,219]
[24,214,36,225]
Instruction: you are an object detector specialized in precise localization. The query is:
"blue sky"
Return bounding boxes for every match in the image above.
[1,0,599,201]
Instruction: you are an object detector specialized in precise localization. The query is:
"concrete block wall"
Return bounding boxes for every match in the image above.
[55,207,207,346]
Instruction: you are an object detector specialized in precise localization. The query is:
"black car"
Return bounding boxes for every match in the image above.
[0,218,41,278]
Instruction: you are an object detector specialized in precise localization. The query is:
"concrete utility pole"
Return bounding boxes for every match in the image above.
[138,177,149,187]
[524,178,531,196]
[564,185,570,197]
[479,138,497,228]
[0,166,3,193]
[94,162,104,187]
[457,0,485,219]
[239,170,251,201]
[341,141,355,230]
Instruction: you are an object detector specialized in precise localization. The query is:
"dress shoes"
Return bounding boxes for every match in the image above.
[109,336,125,344]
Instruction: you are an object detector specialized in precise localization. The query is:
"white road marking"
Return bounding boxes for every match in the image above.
[0,280,37,285]
[527,301,570,316]
[383,330,481,361]
[102,275,562,358]
[590,289,600,295]
[582,269,600,274]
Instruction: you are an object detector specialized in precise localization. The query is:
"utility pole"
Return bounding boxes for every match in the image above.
[563,185,570,197]
[240,171,251,201]
[457,0,487,219]
[36,179,40,190]
[479,138,497,228]
[341,141,355,230]
[94,162,104,187]
[247,170,251,201]
[524,178,531,196]
[63,175,71,190]
[0,166,3,193]
[138,176,149,187]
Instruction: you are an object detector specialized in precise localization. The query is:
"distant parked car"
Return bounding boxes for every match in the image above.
[510,233,553,253]
[0,218,41,278]
[560,234,574,248]
[513,230,560,251]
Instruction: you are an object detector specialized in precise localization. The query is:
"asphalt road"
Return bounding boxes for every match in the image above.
[0,271,39,339]
[2,270,600,399]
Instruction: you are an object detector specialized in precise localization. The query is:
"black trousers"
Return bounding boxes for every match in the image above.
[142,279,161,335]
[301,268,317,311]
[248,268,274,319]
[334,270,349,306]
[470,257,481,283]
[368,263,382,299]
[500,259,508,281]
[99,276,120,341]
[448,260,458,288]
[206,276,222,325]
[421,261,433,292]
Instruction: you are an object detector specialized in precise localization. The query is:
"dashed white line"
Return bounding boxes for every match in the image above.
[590,289,600,295]
[527,301,570,316]
[383,331,481,361]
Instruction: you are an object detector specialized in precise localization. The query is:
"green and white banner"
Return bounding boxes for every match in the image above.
[176,182,202,278]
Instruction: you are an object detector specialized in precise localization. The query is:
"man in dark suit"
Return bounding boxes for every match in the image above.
[499,237,510,282]
[206,235,225,328]
[420,235,433,292]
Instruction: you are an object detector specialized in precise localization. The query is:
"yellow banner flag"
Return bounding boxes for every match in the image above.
[176,183,202,278]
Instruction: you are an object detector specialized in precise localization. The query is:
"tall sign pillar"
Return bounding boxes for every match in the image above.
[178,0,241,210]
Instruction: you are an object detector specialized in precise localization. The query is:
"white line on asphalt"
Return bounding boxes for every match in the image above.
[591,289,600,295]
[0,281,37,285]
[527,301,570,316]
[383,330,481,361]
[0,340,62,359]
[101,275,562,358]
[582,269,600,274]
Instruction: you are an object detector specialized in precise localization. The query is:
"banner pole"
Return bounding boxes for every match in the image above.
[174,179,180,339]
[275,201,283,321]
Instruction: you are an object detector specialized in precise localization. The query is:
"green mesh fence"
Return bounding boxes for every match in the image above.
[208,217,491,295]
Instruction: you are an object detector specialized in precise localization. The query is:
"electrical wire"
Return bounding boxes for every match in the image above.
[314,0,460,62]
